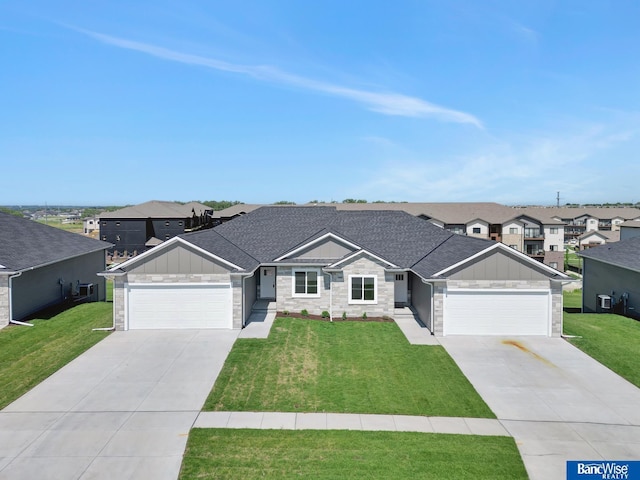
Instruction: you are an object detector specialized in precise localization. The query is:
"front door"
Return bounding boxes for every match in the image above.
[394,273,408,305]
[260,267,276,299]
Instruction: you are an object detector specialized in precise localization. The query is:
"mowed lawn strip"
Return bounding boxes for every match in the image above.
[205,318,494,418]
[563,312,640,388]
[179,429,527,480]
[0,302,112,409]
[562,289,582,309]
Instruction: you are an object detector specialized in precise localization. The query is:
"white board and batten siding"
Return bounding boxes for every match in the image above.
[443,289,551,336]
[126,283,232,330]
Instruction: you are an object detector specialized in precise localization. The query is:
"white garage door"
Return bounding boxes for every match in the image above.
[443,289,550,336]
[127,284,232,330]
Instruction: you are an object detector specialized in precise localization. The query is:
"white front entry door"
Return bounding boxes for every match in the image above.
[394,273,408,305]
[260,267,276,299]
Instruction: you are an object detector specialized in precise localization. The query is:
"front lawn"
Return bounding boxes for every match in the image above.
[205,318,494,418]
[179,429,527,480]
[563,312,640,388]
[0,302,112,409]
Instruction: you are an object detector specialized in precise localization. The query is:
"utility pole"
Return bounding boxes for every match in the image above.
[556,191,560,208]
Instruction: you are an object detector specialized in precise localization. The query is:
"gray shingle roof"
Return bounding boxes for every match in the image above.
[579,235,640,272]
[183,206,498,278]
[100,200,211,219]
[0,211,112,272]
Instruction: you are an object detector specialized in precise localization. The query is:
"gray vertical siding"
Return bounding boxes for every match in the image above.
[11,250,107,320]
[243,273,257,325]
[449,250,549,281]
[410,273,432,331]
[582,258,640,316]
[128,243,231,275]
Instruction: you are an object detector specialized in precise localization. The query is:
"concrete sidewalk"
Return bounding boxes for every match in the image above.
[195,411,509,436]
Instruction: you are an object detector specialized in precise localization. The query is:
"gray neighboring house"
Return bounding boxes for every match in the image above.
[620,220,640,241]
[103,206,568,336]
[579,236,640,318]
[0,211,112,328]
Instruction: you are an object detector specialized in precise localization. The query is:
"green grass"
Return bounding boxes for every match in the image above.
[36,218,84,234]
[205,318,494,418]
[179,429,527,480]
[563,289,582,309]
[106,278,114,302]
[564,249,583,271]
[563,312,640,388]
[0,302,112,409]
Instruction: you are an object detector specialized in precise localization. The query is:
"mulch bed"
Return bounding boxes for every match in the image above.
[277,312,394,322]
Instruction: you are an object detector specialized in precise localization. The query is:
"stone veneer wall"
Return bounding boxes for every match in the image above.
[551,281,563,336]
[0,275,9,328]
[276,256,396,319]
[276,267,331,316]
[113,276,126,331]
[432,280,561,337]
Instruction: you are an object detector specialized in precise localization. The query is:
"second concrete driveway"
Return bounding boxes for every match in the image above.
[439,336,640,480]
[0,329,239,480]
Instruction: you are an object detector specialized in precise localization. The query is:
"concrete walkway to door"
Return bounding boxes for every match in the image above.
[0,329,239,480]
[439,336,640,480]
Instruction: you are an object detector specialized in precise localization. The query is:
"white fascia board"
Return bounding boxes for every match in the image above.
[273,233,360,262]
[433,242,570,279]
[108,236,244,272]
[327,249,398,269]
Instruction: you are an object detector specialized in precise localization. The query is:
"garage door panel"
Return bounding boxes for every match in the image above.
[444,290,549,336]
[128,284,232,330]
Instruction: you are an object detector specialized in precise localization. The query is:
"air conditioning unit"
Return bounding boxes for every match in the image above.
[597,294,611,310]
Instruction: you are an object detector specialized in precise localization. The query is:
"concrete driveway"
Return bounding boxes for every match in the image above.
[439,336,640,480]
[0,329,239,480]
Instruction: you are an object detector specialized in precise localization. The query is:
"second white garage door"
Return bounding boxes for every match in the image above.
[443,289,550,336]
[127,283,232,330]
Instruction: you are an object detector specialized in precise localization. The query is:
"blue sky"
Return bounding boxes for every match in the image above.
[2,1,639,206]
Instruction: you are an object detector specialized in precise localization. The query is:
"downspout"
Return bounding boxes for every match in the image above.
[326,272,333,322]
[242,274,248,328]
[8,271,34,327]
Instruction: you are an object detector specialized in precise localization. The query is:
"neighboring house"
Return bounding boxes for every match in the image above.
[102,206,568,336]
[579,236,640,319]
[210,204,262,225]
[83,216,100,235]
[99,200,213,258]
[544,207,640,243]
[578,230,620,250]
[620,220,640,241]
[0,211,112,328]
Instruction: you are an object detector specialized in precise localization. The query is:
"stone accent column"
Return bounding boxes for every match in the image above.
[551,281,563,337]
[432,283,446,336]
[113,277,126,331]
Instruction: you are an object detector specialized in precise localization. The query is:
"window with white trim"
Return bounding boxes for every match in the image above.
[293,269,319,297]
[509,227,518,234]
[349,275,377,304]
[472,227,481,234]
[550,227,558,234]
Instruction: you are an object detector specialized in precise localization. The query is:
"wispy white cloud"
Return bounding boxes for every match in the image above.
[75,28,482,128]
[353,125,639,204]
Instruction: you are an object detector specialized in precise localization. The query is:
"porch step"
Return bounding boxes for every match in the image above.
[252,299,277,312]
